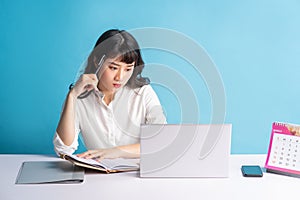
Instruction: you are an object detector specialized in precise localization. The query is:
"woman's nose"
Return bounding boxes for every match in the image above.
[115,69,123,81]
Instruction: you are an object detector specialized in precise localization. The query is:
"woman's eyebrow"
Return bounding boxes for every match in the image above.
[109,62,121,66]
[109,62,134,67]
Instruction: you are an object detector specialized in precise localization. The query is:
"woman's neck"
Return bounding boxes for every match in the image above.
[97,84,115,105]
[103,92,114,105]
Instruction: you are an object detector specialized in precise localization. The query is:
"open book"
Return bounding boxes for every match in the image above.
[60,154,139,173]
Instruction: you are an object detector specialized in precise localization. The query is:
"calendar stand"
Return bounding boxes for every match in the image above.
[265,122,300,178]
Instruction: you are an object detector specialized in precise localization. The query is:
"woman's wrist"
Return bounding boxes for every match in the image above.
[116,144,140,158]
[68,89,77,100]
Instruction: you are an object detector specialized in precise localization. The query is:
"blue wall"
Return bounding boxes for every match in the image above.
[1,0,300,154]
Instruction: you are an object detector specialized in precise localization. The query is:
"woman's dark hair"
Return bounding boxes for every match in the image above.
[84,29,149,88]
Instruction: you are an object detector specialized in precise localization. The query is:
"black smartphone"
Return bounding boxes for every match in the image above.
[241,165,263,177]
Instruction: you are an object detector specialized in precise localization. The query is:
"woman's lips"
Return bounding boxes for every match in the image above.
[113,83,121,88]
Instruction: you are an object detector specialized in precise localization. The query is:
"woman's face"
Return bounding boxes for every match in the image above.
[97,57,135,94]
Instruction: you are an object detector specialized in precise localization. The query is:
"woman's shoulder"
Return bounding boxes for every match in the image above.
[75,91,98,106]
[132,84,155,95]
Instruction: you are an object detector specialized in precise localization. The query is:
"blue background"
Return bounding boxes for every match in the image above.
[1,0,300,154]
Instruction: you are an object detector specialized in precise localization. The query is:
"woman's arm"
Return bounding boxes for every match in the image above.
[56,90,77,146]
[56,74,99,146]
[117,143,140,157]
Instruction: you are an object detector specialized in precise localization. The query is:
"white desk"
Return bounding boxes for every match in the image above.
[0,154,299,200]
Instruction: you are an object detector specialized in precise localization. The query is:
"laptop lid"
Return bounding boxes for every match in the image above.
[140,124,232,177]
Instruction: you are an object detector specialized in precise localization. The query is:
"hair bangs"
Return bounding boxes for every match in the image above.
[107,47,138,64]
[118,49,138,64]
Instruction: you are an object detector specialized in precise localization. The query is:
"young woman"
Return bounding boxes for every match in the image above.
[53,29,166,161]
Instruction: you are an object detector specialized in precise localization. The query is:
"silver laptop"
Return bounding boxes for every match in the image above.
[140,124,232,177]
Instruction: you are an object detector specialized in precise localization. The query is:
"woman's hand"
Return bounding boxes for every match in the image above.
[76,144,140,161]
[76,147,124,161]
[70,74,99,98]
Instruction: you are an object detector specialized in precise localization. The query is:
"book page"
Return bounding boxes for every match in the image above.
[66,154,139,170]
[67,154,104,167]
[101,158,139,170]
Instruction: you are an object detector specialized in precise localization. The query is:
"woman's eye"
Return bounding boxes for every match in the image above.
[109,66,118,70]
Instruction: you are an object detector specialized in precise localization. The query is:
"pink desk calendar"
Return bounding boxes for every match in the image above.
[265,122,300,177]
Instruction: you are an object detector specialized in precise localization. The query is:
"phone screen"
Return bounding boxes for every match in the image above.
[241,165,263,177]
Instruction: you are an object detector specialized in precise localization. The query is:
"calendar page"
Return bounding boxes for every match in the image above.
[265,122,300,177]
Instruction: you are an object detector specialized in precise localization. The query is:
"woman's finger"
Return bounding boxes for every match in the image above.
[82,75,99,91]
[85,150,104,159]
[76,150,96,158]
[96,156,104,162]
[72,74,99,97]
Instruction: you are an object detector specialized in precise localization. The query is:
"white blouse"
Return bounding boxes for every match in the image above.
[53,85,166,155]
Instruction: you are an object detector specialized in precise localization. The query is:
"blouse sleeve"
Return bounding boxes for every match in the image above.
[53,100,80,156]
[143,85,167,124]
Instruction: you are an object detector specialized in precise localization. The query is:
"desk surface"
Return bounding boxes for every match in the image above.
[0,154,299,200]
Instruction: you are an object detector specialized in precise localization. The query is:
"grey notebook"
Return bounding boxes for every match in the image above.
[16,161,84,184]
